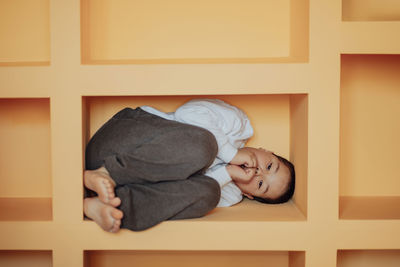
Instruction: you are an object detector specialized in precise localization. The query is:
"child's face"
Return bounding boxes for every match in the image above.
[234,148,290,200]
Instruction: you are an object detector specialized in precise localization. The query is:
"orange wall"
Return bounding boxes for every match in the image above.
[0,0,399,267]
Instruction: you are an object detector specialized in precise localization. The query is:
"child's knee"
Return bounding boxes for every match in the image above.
[199,177,221,210]
[192,128,218,167]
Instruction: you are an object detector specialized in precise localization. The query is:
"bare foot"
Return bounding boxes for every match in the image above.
[109,196,121,208]
[84,197,123,233]
[84,167,117,205]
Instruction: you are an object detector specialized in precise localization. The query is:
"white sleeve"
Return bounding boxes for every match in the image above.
[205,165,232,187]
[205,165,243,207]
[174,99,253,163]
[218,183,243,207]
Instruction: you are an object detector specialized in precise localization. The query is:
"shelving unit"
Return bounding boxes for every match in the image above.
[337,250,400,267]
[80,0,308,64]
[0,0,399,267]
[84,250,305,267]
[339,54,400,220]
[0,250,52,267]
[0,98,52,221]
[0,0,50,65]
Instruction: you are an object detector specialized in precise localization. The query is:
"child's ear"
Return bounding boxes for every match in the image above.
[243,193,254,199]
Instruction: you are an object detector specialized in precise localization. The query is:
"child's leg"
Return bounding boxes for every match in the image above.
[116,174,220,231]
[85,107,218,185]
[84,107,220,231]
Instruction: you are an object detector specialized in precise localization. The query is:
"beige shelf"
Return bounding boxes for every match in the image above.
[0,197,52,221]
[83,94,308,221]
[0,250,52,267]
[80,0,308,64]
[338,250,400,267]
[342,0,400,21]
[0,98,52,221]
[85,250,305,267]
[207,199,305,221]
[341,22,400,54]
[0,0,50,66]
[83,199,304,223]
[339,54,400,220]
[339,196,400,220]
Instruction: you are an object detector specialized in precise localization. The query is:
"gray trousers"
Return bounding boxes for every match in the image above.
[85,107,221,231]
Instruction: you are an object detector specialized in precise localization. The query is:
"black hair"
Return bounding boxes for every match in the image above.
[252,154,295,204]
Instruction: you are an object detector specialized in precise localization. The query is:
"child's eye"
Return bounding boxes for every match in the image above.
[258,180,263,189]
[267,163,272,170]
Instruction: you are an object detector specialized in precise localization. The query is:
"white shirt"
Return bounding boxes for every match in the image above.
[141,99,254,207]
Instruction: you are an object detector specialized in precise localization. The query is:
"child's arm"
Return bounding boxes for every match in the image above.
[205,163,252,207]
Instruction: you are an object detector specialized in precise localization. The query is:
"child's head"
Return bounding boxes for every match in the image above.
[234,148,295,204]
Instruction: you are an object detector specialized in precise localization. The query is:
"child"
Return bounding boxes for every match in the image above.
[83,99,295,232]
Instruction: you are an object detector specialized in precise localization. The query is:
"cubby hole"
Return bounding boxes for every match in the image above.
[81,0,308,64]
[0,0,50,66]
[0,98,52,221]
[339,54,400,220]
[84,250,305,267]
[338,250,400,267]
[82,94,308,222]
[0,250,52,267]
[342,0,400,21]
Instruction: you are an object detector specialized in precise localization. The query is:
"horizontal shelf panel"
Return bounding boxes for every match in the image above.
[82,58,304,65]
[341,22,400,53]
[0,62,50,67]
[0,98,52,199]
[0,68,52,98]
[83,94,308,221]
[338,250,400,267]
[81,0,308,64]
[0,250,52,267]
[340,55,400,208]
[80,219,310,251]
[0,64,311,96]
[82,200,304,227]
[339,196,400,220]
[0,0,50,65]
[78,64,311,96]
[85,250,304,267]
[342,0,400,21]
[206,199,305,221]
[0,198,52,221]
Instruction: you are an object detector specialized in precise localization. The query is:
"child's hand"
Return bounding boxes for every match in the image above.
[230,147,257,168]
[226,164,256,183]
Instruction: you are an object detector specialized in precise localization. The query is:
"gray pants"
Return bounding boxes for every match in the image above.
[85,107,221,231]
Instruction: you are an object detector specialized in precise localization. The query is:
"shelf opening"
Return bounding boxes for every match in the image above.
[81,0,308,64]
[342,0,400,21]
[0,250,52,267]
[339,54,400,220]
[338,250,400,267]
[0,0,50,66]
[0,98,52,221]
[85,250,305,267]
[83,94,308,221]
